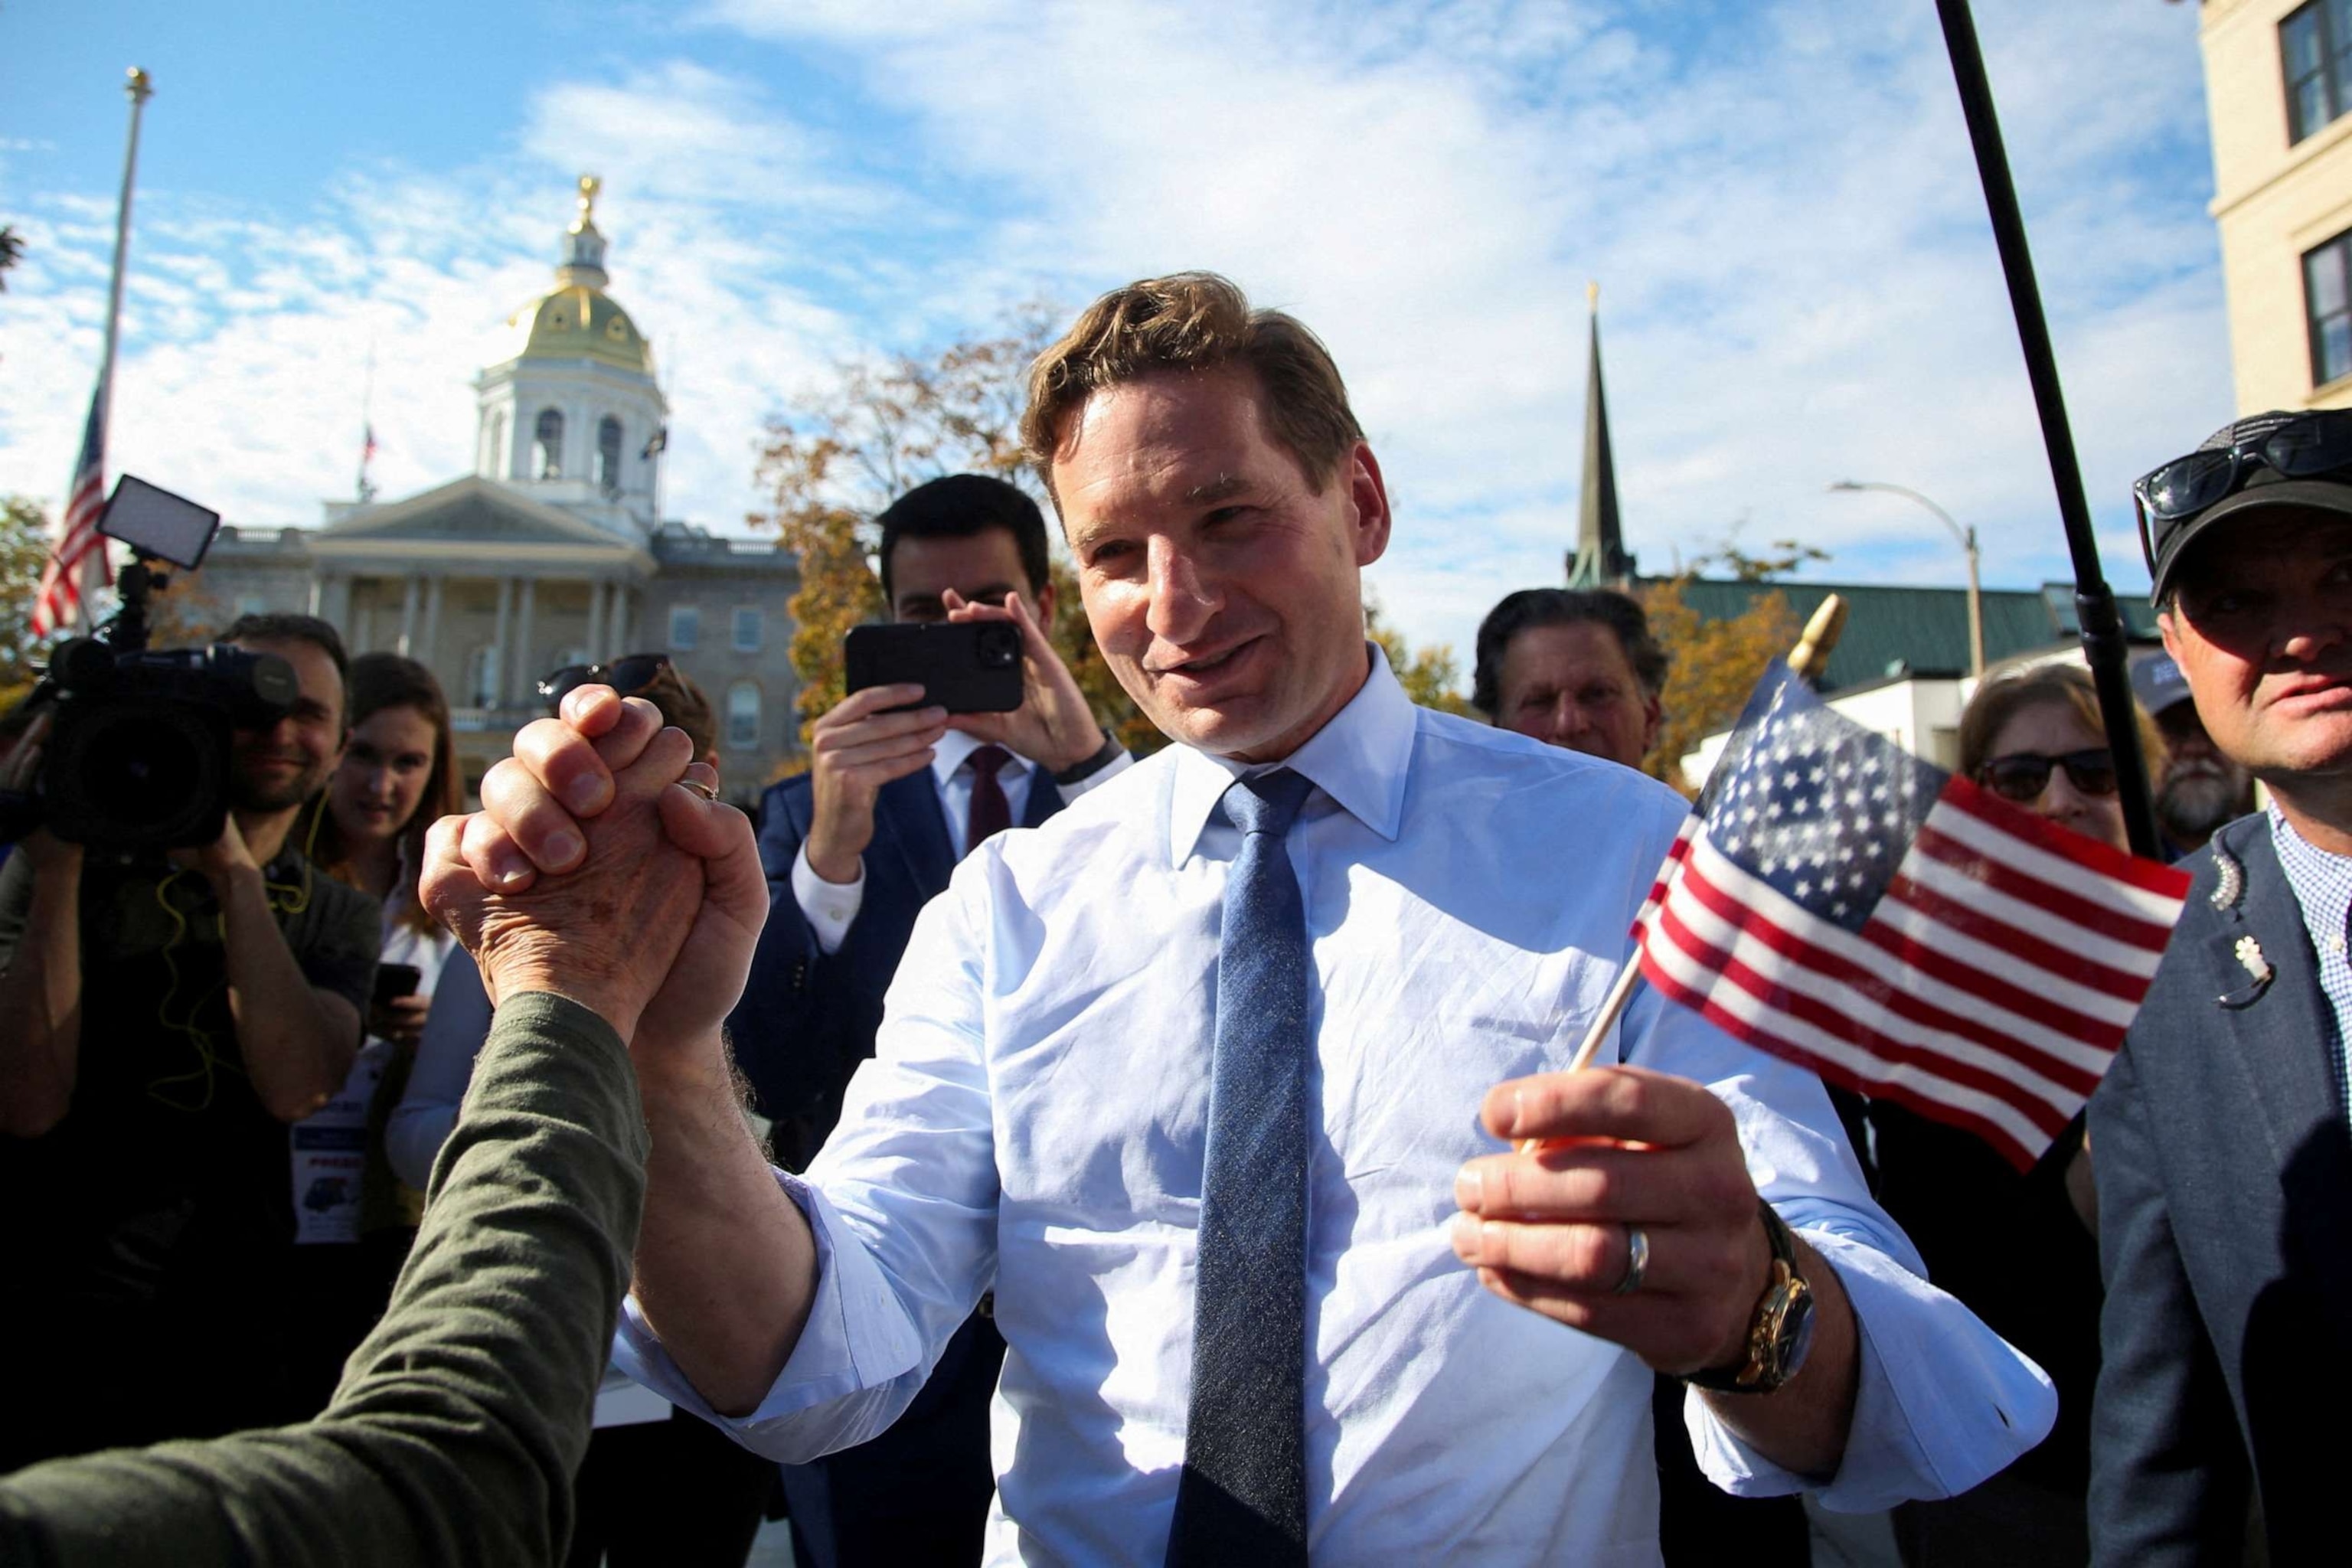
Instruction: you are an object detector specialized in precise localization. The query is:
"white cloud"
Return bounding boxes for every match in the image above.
[0,1,2226,678]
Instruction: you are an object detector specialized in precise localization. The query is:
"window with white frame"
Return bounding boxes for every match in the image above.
[733,606,762,652]
[2284,1,2352,142]
[669,605,699,650]
[727,681,762,750]
[534,408,564,479]
[2306,227,2352,388]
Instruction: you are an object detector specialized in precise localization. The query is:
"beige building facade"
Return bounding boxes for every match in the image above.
[195,179,802,800]
[2203,0,2352,412]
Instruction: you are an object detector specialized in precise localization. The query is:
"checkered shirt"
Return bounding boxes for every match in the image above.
[2267,804,2352,1106]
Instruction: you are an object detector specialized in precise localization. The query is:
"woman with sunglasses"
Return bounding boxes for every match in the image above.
[1870,663,2163,1568]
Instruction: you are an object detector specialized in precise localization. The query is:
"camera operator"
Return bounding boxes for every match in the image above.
[0,611,381,1471]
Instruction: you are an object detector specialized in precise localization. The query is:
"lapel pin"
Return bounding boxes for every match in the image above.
[2210,842,2246,913]
[2220,933,2275,1008]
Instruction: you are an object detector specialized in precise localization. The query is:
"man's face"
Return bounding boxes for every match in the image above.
[1052,367,1390,762]
[887,527,1055,626]
[1494,619,1661,769]
[2158,508,2352,789]
[228,636,345,814]
[2151,698,2252,844]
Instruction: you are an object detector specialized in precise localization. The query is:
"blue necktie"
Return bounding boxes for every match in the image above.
[1167,768,1316,1567]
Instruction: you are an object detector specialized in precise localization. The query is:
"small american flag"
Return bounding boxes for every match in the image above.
[31,381,111,639]
[1636,661,2192,1171]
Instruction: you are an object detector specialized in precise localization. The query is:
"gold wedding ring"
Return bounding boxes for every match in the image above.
[679,777,720,802]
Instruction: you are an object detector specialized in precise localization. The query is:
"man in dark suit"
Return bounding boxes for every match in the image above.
[2090,409,2352,1564]
[733,473,1127,1566]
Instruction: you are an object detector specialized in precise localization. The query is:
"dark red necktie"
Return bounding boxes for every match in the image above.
[965,745,1013,854]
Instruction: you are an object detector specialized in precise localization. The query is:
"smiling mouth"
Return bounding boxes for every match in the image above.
[1151,639,1258,679]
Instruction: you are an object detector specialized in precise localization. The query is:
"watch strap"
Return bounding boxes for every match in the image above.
[1051,731,1123,786]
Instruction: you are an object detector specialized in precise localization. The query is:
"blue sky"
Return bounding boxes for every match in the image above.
[1,2,2230,669]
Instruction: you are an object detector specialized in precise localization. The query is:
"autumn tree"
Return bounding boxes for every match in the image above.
[1364,593,1471,717]
[1635,538,1823,792]
[0,496,56,709]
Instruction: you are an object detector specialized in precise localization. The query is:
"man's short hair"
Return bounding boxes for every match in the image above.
[1471,588,1669,717]
[1021,272,1364,495]
[219,612,350,724]
[877,474,1052,605]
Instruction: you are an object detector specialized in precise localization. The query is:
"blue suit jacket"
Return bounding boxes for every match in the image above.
[730,764,1063,1169]
[2088,814,2352,1564]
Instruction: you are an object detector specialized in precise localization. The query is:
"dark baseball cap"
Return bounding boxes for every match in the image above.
[2140,410,2352,605]
[2129,652,2192,717]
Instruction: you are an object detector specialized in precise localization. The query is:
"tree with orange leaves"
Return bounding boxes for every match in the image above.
[1635,538,1825,792]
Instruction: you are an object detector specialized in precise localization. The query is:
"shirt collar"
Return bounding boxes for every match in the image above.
[1165,645,1413,866]
[2269,804,2352,913]
[933,727,1035,791]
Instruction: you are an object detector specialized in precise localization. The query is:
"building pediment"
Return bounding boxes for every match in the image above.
[310,475,653,570]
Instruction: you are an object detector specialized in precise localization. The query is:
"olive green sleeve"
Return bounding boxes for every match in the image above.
[0,991,649,1568]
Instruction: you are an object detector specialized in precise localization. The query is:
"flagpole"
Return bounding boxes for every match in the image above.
[1932,1,2161,860]
[1547,595,1851,1090]
[96,67,152,473]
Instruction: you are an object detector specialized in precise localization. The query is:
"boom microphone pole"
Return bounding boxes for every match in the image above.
[1934,0,2163,860]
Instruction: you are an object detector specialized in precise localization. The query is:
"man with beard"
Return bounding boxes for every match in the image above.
[2132,651,2256,858]
[0,612,381,1468]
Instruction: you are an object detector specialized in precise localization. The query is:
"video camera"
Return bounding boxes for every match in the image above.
[1,477,297,851]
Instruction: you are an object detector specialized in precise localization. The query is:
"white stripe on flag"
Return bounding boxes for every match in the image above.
[1671,834,2115,1079]
[1895,850,2168,980]
[1868,892,2141,1028]
[1640,915,2058,1158]
[1931,798,2187,926]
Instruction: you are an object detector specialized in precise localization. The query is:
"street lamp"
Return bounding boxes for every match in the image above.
[1829,480,1984,679]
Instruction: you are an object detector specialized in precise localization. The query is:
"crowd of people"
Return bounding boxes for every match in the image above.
[0,270,2344,1568]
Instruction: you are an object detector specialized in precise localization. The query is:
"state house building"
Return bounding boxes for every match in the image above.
[196,178,802,799]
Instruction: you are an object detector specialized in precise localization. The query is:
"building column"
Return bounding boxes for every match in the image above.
[490,577,514,708]
[397,573,422,658]
[615,587,636,655]
[307,573,325,618]
[322,574,353,633]
[585,578,607,665]
[512,577,537,704]
[420,575,444,671]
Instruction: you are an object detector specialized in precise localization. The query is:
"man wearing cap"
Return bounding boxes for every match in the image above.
[2128,651,2255,860]
[2091,408,2352,1563]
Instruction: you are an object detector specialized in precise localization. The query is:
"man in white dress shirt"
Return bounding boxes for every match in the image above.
[449,273,2053,1563]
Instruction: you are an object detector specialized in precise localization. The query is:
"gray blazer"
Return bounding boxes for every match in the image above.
[2088,813,2352,1564]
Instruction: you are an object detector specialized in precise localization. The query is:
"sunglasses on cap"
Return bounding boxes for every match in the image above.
[537,652,671,710]
[1975,749,2118,805]
[2134,409,2352,572]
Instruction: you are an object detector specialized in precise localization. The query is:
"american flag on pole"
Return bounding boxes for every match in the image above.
[1635,661,2192,1171]
[31,380,111,639]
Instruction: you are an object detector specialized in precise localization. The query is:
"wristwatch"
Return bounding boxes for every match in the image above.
[1684,1202,1815,1396]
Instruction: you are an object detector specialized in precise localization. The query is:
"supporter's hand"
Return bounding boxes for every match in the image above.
[171,812,260,887]
[369,992,432,1048]
[1449,1065,1775,1377]
[943,589,1105,773]
[423,691,706,1043]
[804,683,946,885]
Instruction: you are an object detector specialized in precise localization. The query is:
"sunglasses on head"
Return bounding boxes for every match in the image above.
[2134,410,2352,570]
[1975,749,2118,805]
[537,652,671,710]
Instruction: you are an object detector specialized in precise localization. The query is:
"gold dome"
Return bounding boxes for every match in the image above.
[495,175,655,374]
[503,284,654,374]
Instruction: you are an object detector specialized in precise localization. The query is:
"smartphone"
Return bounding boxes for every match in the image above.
[372,962,423,1007]
[844,622,1024,714]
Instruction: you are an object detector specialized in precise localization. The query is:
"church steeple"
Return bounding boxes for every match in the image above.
[1567,282,1633,590]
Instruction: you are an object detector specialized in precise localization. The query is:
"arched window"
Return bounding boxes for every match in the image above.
[597,416,623,492]
[534,408,564,479]
[727,681,761,750]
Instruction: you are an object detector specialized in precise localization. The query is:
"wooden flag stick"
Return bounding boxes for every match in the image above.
[1550,594,1851,1083]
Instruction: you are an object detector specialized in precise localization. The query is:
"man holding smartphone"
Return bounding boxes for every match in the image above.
[733,472,1127,1566]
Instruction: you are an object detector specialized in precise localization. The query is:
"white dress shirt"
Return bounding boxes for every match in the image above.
[619,655,2053,1564]
[790,729,1133,953]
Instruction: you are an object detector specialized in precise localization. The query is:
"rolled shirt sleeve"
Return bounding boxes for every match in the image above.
[612,867,1001,1460]
[1618,978,2058,1511]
